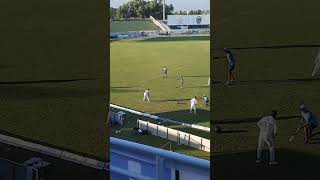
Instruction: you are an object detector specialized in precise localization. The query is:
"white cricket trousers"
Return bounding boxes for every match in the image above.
[143,95,149,102]
[257,133,275,161]
[190,105,196,114]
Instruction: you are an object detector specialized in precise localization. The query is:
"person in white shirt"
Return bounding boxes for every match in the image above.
[190,97,197,114]
[256,110,278,165]
[208,77,210,86]
[203,95,209,107]
[143,89,150,102]
[162,66,168,79]
[179,76,184,88]
[312,49,320,77]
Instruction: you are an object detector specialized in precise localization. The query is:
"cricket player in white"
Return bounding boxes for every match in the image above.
[190,97,197,114]
[143,89,150,102]
[162,66,168,79]
[208,77,210,86]
[312,49,320,77]
[256,110,278,165]
[179,76,184,88]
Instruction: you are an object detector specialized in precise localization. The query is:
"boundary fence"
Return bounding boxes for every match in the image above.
[138,120,210,152]
[110,104,210,132]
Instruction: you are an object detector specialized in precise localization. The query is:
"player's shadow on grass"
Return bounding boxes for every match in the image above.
[214,115,300,124]
[110,86,141,93]
[219,130,248,133]
[136,35,209,42]
[213,149,320,180]
[151,98,190,102]
[309,132,320,144]
[110,86,140,89]
[153,109,210,125]
[214,78,320,86]
[0,65,14,69]
[167,75,209,79]
[182,85,209,89]
[0,78,100,85]
[212,56,225,60]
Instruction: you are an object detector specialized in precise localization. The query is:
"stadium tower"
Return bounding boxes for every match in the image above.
[163,0,166,20]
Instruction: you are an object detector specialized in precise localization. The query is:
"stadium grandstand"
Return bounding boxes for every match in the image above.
[110,18,161,33]
[110,15,210,40]
[166,15,210,30]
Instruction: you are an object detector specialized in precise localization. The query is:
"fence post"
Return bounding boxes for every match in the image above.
[157,125,158,135]
[167,128,169,139]
[201,138,203,150]
[177,132,179,143]
[155,156,164,180]
[188,134,190,146]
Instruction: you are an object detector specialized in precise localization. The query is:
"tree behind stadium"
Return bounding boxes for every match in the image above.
[110,0,174,19]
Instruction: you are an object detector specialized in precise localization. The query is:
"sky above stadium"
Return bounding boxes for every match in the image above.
[110,0,210,11]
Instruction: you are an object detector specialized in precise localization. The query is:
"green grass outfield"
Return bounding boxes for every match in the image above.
[0,0,108,160]
[110,20,160,33]
[110,35,210,159]
[213,0,320,179]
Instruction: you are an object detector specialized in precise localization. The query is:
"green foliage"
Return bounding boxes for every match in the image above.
[110,0,174,19]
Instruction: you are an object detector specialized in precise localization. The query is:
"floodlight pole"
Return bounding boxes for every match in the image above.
[163,0,165,21]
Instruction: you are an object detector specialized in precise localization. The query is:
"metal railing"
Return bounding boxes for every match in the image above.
[0,157,38,180]
[110,137,210,180]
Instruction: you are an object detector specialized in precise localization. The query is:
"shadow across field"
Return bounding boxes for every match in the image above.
[182,85,209,89]
[110,86,140,89]
[0,78,100,85]
[153,109,210,125]
[0,129,106,162]
[151,98,190,102]
[168,75,209,78]
[110,86,141,93]
[151,96,209,103]
[0,84,105,100]
[214,115,300,124]
[0,65,14,69]
[212,56,225,60]
[213,149,320,180]
[219,130,248,133]
[211,44,320,51]
[136,35,209,42]
[213,78,320,86]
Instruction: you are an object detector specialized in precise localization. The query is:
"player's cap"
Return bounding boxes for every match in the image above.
[300,104,306,110]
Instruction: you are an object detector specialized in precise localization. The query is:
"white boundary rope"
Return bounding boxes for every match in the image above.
[110,104,210,132]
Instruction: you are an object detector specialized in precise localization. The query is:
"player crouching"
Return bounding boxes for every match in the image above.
[295,104,319,144]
